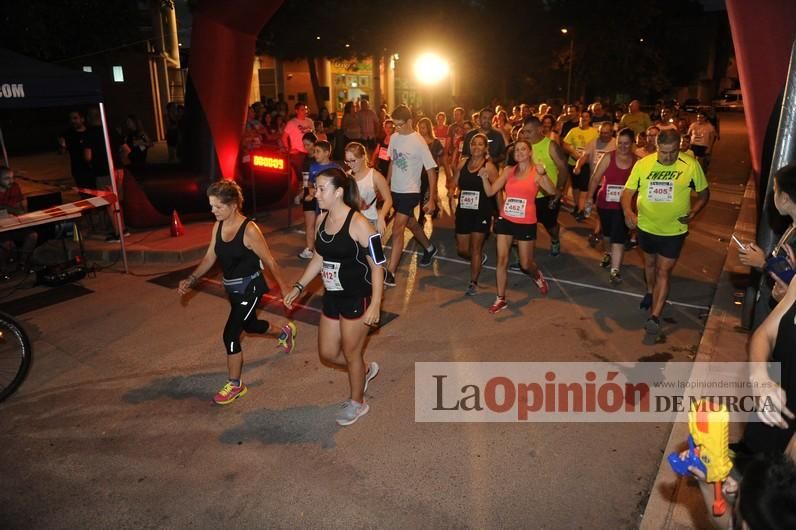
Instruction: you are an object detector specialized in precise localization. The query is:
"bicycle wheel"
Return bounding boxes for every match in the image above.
[0,312,32,402]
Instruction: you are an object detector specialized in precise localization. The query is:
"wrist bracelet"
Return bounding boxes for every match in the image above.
[188,274,198,285]
[294,281,305,292]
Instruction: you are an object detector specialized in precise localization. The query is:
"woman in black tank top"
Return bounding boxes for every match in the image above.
[453,133,498,296]
[284,167,384,427]
[178,180,297,406]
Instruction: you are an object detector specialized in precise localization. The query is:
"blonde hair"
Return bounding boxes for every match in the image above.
[345,141,368,160]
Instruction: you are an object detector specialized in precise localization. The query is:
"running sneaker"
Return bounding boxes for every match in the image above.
[364,361,380,393]
[384,270,396,287]
[277,322,297,353]
[588,233,600,247]
[298,248,314,260]
[534,271,549,296]
[575,210,586,222]
[600,254,611,268]
[465,281,478,296]
[488,297,508,314]
[213,381,248,405]
[609,269,623,285]
[336,399,370,426]
[640,292,653,310]
[419,244,438,267]
[625,239,638,250]
[550,240,561,257]
[644,316,661,336]
[509,262,522,272]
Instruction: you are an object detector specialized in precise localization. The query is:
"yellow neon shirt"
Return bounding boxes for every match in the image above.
[625,153,708,236]
[563,126,599,165]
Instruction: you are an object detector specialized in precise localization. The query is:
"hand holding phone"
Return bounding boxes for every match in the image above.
[766,255,796,284]
[731,234,747,252]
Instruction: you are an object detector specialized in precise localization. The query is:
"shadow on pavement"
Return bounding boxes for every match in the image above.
[219,403,341,449]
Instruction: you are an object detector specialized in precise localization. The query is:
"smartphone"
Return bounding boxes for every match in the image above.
[731,234,747,251]
[368,233,387,265]
[766,255,796,284]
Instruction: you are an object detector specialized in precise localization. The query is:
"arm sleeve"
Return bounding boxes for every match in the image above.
[690,162,709,192]
[625,164,642,191]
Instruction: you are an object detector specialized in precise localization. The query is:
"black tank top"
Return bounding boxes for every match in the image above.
[742,299,796,454]
[457,158,495,217]
[315,208,371,297]
[214,218,261,279]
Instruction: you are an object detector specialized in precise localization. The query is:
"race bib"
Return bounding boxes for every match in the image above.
[459,190,480,210]
[504,197,527,218]
[647,181,674,203]
[321,261,344,291]
[378,146,389,161]
[605,184,624,203]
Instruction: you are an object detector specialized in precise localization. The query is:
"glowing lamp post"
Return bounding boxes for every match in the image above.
[414,52,450,114]
[561,28,574,103]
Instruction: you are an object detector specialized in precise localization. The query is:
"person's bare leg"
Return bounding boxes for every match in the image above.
[340,316,370,403]
[387,213,410,274]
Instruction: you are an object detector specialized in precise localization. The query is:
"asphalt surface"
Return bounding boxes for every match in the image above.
[0,113,750,529]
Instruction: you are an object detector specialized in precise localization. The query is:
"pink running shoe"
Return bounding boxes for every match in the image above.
[534,271,549,296]
[213,381,248,405]
[488,297,508,314]
[277,322,297,354]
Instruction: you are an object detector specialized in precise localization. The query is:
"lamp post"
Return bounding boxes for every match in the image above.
[561,28,574,103]
[414,52,450,114]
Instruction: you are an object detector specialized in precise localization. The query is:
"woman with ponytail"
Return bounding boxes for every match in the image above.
[283,167,384,426]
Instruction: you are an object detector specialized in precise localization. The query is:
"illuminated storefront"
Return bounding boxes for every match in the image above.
[331,59,374,112]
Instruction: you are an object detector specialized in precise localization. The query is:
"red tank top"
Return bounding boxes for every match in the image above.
[501,165,538,224]
[596,153,637,210]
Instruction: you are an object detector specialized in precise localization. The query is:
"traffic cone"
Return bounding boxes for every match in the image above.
[170,209,185,237]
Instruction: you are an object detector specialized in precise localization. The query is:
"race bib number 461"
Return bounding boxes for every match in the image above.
[459,190,480,210]
[605,184,623,203]
[647,181,674,203]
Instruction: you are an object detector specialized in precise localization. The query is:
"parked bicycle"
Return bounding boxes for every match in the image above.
[0,312,32,402]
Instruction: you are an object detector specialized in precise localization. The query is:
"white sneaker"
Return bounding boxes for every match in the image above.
[336,399,370,426]
[298,248,314,259]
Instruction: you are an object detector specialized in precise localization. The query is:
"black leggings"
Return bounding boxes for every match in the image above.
[223,274,270,354]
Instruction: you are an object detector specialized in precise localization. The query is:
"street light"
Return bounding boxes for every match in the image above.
[561,28,574,103]
[414,52,450,85]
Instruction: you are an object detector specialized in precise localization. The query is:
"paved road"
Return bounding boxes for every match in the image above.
[0,113,750,529]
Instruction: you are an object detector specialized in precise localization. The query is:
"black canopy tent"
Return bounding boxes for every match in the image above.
[0,48,128,272]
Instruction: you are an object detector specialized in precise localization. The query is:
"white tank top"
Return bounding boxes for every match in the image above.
[356,168,378,221]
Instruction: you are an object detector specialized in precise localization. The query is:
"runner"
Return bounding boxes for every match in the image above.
[370,119,394,178]
[298,140,339,260]
[383,105,439,287]
[453,133,498,296]
[621,129,710,338]
[345,142,392,235]
[178,180,297,405]
[584,128,638,284]
[563,109,599,221]
[519,116,570,257]
[283,167,383,426]
[280,102,315,205]
[481,139,557,314]
[416,117,445,226]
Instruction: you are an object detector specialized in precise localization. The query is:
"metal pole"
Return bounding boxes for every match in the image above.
[99,102,129,273]
[566,38,574,104]
[0,127,9,167]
